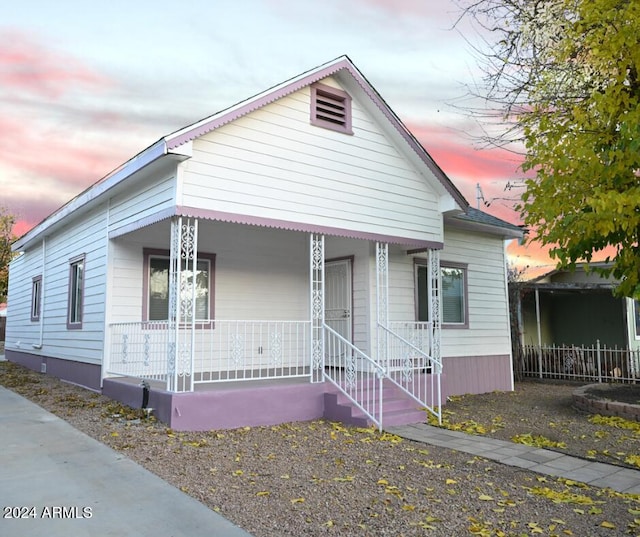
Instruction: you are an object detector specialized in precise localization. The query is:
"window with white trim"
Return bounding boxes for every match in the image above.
[634,300,640,339]
[310,83,353,134]
[143,249,215,322]
[415,260,468,327]
[67,255,85,329]
[31,275,42,322]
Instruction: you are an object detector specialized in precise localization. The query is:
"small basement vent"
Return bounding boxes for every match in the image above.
[310,83,353,134]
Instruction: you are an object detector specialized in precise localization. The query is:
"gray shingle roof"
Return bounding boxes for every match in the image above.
[448,207,524,238]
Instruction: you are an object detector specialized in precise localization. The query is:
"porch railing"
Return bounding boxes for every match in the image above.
[384,321,441,423]
[107,321,170,383]
[517,341,640,383]
[323,324,386,430]
[107,320,311,388]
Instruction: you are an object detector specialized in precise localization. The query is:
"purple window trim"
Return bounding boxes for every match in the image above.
[31,275,42,322]
[413,258,469,330]
[310,82,353,135]
[67,254,85,330]
[142,248,216,324]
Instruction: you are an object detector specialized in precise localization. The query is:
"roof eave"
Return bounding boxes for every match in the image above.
[445,216,524,240]
[12,140,168,252]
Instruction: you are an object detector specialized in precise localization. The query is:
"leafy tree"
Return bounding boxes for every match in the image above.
[459,0,640,297]
[0,209,16,302]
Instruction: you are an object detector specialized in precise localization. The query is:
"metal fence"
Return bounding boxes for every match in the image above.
[516,341,640,383]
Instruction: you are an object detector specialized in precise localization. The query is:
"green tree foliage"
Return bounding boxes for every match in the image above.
[0,209,16,302]
[461,0,640,297]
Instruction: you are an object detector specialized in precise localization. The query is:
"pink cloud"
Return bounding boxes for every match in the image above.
[507,237,621,278]
[0,30,108,99]
[0,31,136,238]
[0,115,129,188]
[411,123,524,182]
[408,122,527,224]
[11,219,34,239]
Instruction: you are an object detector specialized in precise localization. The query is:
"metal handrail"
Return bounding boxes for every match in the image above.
[322,323,385,431]
[379,323,442,423]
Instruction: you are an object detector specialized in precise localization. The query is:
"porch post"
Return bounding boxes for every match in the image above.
[310,234,325,383]
[376,242,389,368]
[167,216,198,392]
[428,248,442,372]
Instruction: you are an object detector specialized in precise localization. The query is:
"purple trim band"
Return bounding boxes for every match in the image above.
[176,205,443,249]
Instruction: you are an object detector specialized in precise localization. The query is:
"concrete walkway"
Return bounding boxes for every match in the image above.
[0,386,253,537]
[388,423,640,494]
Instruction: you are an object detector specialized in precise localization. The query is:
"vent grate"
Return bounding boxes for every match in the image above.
[310,83,352,134]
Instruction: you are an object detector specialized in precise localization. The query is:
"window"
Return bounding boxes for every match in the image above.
[415,260,468,328]
[310,83,353,134]
[67,255,85,329]
[143,249,215,322]
[634,300,640,339]
[31,275,42,322]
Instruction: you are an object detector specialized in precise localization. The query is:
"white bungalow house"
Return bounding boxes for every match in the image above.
[5,56,522,431]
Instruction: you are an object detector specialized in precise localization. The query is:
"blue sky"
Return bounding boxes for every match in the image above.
[1,0,546,268]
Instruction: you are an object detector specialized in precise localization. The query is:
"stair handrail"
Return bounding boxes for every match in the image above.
[323,323,386,431]
[378,323,442,424]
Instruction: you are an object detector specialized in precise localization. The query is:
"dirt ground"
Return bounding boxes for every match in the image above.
[1,362,639,537]
[439,379,640,470]
[584,383,640,405]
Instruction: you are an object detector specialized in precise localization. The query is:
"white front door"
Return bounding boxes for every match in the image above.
[325,259,352,364]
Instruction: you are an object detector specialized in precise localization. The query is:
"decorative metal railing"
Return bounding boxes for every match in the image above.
[107,320,311,390]
[192,320,311,383]
[107,321,171,383]
[108,319,442,428]
[517,341,640,383]
[384,321,441,423]
[323,324,386,430]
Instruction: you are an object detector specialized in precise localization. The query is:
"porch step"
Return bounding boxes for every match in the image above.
[323,382,427,428]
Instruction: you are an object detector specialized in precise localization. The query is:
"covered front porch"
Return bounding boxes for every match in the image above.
[103,217,443,430]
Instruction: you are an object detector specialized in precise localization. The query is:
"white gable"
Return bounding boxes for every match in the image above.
[178,76,446,244]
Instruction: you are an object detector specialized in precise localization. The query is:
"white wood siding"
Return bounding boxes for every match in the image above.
[387,230,512,358]
[109,239,144,322]
[6,205,109,364]
[5,252,39,347]
[109,222,311,324]
[180,76,443,243]
[438,229,511,357]
[108,170,176,236]
[210,224,308,321]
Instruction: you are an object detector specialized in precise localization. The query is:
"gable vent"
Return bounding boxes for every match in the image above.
[310,83,353,135]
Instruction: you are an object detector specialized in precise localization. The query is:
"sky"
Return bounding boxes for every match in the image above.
[1,0,555,273]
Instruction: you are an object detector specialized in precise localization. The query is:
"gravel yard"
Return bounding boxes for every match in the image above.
[1,361,639,537]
